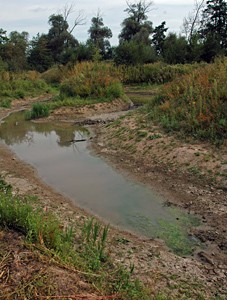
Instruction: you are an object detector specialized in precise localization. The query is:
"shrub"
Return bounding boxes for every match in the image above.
[26,102,50,119]
[59,61,124,100]
[0,71,52,107]
[117,62,202,85]
[147,57,227,144]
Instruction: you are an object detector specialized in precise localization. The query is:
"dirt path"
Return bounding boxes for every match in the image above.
[0,97,226,299]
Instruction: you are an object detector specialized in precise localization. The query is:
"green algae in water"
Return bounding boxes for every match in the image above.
[156,209,201,256]
[126,208,201,256]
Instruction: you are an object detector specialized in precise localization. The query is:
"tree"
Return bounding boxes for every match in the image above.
[182,0,205,44]
[88,12,112,59]
[0,28,8,44]
[114,40,156,65]
[61,3,86,34]
[0,31,29,71]
[47,14,78,64]
[119,1,153,44]
[27,34,53,72]
[200,0,227,55]
[152,21,168,56]
[163,33,188,64]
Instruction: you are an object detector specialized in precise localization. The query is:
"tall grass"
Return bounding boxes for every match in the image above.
[147,57,227,145]
[25,102,50,119]
[117,62,202,85]
[0,71,52,107]
[0,177,149,299]
[59,61,124,100]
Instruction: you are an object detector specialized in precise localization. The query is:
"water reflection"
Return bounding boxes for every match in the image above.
[0,111,89,147]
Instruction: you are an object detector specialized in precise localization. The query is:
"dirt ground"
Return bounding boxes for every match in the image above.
[0,96,226,299]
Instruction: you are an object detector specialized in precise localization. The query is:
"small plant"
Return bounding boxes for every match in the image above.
[26,102,50,119]
[137,130,148,138]
[0,177,12,193]
[148,133,162,140]
[82,218,109,270]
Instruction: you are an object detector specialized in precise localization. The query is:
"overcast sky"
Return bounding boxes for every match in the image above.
[0,0,195,45]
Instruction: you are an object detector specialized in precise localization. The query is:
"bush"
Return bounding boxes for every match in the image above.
[117,62,201,85]
[59,61,124,100]
[147,57,227,144]
[0,71,51,107]
[26,102,50,119]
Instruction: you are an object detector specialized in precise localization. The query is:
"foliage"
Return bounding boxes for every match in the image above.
[26,102,50,119]
[163,33,188,64]
[0,31,29,71]
[27,34,54,72]
[87,12,112,59]
[147,57,227,144]
[40,65,67,84]
[59,61,124,100]
[119,1,153,44]
[47,14,78,64]
[114,40,157,65]
[200,0,227,58]
[0,182,149,299]
[117,62,200,84]
[152,21,168,57]
[0,71,51,107]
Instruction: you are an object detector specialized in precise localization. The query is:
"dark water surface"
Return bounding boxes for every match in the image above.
[0,111,200,255]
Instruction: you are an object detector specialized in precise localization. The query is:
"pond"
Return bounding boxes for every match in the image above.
[0,111,201,255]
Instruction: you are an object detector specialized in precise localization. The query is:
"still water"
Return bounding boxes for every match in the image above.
[0,111,200,254]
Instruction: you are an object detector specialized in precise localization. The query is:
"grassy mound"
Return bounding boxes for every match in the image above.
[147,57,227,145]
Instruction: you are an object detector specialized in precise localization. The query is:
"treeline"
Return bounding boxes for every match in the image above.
[0,0,226,72]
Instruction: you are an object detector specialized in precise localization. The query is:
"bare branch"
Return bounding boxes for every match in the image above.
[182,0,205,43]
[69,11,86,33]
[61,2,86,33]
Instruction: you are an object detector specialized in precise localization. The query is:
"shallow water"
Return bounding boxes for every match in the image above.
[0,111,200,255]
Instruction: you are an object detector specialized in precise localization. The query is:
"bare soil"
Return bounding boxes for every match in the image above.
[0,96,226,299]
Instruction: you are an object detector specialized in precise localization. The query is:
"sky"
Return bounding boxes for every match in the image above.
[0,0,195,45]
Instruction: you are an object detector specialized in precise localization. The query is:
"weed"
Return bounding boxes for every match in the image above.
[146,58,227,145]
[25,102,50,119]
[137,130,148,138]
[148,133,162,140]
[194,152,201,156]
[59,61,124,101]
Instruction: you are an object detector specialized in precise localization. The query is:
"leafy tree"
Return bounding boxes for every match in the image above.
[119,1,153,44]
[163,33,188,64]
[0,31,29,71]
[0,28,8,44]
[47,14,78,64]
[200,0,227,58]
[152,21,168,56]
[114,40,156,65]
[27,34,53,72]
[88,12,112,59]
[73,42,96,62]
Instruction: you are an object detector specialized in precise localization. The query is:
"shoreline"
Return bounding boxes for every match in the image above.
[0,97,226,298]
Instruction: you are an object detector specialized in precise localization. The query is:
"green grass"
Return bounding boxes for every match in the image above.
[25,102,50,119]
[146,57,227,145]
[0,177,149,299]
[0,73,54,108]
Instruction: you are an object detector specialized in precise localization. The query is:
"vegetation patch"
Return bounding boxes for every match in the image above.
[25,102,50,119]
[0,177,149,299]
[147,58,227,145]
[0,71,52,107]
[59,62,124,100]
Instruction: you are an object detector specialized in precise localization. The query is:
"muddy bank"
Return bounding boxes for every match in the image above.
[0,98,226,298]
